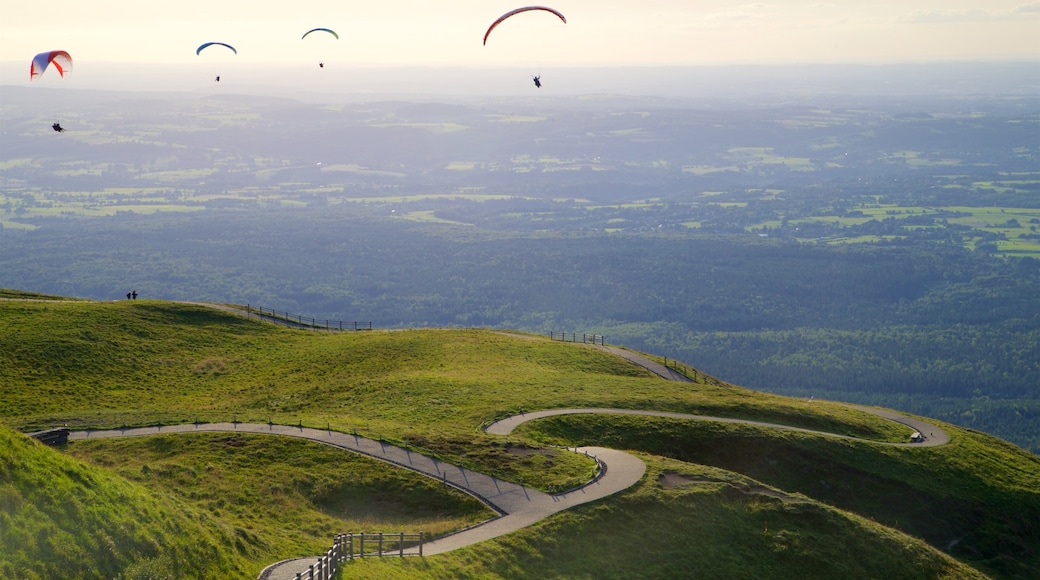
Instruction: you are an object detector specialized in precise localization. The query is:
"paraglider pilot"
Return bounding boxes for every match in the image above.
[319,62,324,68]
[532,75,541,88]
[51,123,65,133]
[215,75,220,82]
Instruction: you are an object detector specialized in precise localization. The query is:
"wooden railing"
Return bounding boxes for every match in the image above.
[294,533,424,579]
[244,304,372,331]
[550,332,605,345]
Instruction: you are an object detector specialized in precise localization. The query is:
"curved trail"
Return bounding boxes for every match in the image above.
[486,406,949,447]
[67,410,947,580]
[54,308,948,578]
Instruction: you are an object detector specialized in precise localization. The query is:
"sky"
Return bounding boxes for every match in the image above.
[2,0,1038,71]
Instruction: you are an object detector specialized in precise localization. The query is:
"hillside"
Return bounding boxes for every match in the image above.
[0,424,256,578]
[1,296,1038,578]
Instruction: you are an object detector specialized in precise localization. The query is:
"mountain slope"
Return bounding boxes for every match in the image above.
[1,295,1037,578]
[0,425,254,579]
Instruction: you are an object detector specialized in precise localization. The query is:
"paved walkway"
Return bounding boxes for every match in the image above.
[68,423,645,579]
[61,323,949,579]
[486,406,949,447]
[596,345,694,382]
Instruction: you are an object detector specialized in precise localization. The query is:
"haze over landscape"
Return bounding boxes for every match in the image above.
[4,1,1038,68]
[2,1,1039,578]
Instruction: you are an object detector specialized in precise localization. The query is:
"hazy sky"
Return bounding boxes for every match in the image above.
[2,1,1038,72]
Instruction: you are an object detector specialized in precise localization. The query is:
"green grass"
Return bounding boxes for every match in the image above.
[744,204,1040,257]
[517,414,1040,579]
[65,433,492,544]
[0,425,256,579]
[338,456,985,580]
[0,289,83,301]
[2,297,1037,578]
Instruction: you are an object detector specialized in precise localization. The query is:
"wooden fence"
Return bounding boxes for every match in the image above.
[663,357,697,380]
[663,357,726,386]
[244,304,372,331]
[294,532,424,580]
[550,332,605,345]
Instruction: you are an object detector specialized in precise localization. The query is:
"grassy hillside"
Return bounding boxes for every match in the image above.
[339,456,988,580]
[2,296,1038,578]
[0,425,254,579]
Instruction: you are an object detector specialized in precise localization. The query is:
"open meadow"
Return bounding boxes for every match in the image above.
[2,297,1038,578]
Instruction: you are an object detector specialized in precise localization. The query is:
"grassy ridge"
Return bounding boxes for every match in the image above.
[518,415,1040,579]
[65,433,492,561]
[0,300,908,439]
[337,457,987,580]
[2,297,1037,578]
[0,425,254,579]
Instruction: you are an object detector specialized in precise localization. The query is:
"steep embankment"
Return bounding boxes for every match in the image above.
[0,425,256,579]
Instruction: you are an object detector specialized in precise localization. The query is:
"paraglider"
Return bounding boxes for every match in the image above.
[30,50,73,81]
[483,6,566,45]
[484,7,565,88]
[197,43,236,82]
[196,42,237,56]
[31,53,73,131]
[301,28,338,40]
[302,28,338,69]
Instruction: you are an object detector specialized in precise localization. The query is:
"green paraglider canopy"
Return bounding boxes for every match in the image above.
[302,28,339,40]
[196,42,237,55]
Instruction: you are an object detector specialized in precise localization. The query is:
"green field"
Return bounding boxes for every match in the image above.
[2,297,1038,579]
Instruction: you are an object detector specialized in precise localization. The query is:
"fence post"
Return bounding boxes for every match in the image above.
[348,532,354,560]
[378,532,384,556]
[400,532,405,557]
[419,532,424,557]
[360,532,365,558]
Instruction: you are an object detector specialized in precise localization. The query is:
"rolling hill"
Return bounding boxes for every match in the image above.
[1,293,1037,579]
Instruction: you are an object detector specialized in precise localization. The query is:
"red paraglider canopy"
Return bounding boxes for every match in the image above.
[30,50,73,81]
[484,6,566,45]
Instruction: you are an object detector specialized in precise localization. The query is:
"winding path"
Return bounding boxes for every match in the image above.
[68,401,947,578]
[60,329,948,579]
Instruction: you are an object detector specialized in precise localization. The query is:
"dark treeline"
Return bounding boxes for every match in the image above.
[2,207,1037,450]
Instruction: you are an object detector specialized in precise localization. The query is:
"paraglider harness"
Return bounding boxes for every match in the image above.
[532,75,541,88]
[51,123,65,133]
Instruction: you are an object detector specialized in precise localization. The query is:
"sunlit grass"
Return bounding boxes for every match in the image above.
[2,298,1037,578]
[66,433,492,542]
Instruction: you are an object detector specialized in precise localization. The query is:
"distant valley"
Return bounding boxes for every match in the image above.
[2,63,1038,451]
